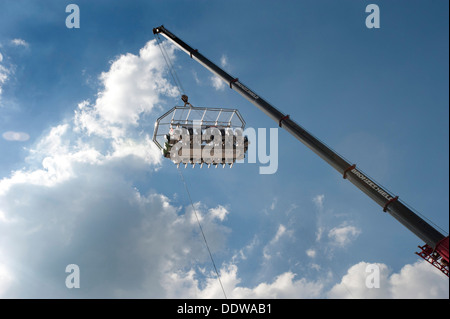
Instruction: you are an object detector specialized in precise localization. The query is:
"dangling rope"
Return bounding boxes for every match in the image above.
[155,34,228,299]
[177,166,228,299]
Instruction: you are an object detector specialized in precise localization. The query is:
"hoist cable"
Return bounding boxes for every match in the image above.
[154,33,185,96]
[177,166,228,299]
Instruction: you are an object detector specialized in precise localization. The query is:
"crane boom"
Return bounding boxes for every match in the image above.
[153,25,449,275]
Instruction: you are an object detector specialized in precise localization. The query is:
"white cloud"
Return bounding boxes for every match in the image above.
[312,194,361,251]
[328,262,391,298]
[232,236,259,262]
[74,39,179,138]
[192,71,201,85]
[96,40,178,126]
[328,261,449,299]
[220,55,228,68]
[315,226,324,242]
[311,263,321,271]
[0,124,104,196]
[389,261,449,298]
[164,264,324,299]
[313,194,324,210]
[273,224,287,242]
[0,39,181,296]
[166,259,449,299]
[197,54,228,91]
[328,224,361,247]
[2,131,30,142]
[229,269,323,299]
[263,224,293,260]
[306,249,316,258]
[0,263,14,296]
[270,197,277,211]
[10,39,29,47]
[0,39,174,197]
[210,75,226,91]
[0,55,9,101]
[209,205,229,222]
[0,166,231,297]
[0,136,228,298]
[108,135,161,165]
[31,124,71,158]
[0,50,18,105]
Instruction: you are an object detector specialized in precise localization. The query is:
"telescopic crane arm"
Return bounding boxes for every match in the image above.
[153,25,449,276]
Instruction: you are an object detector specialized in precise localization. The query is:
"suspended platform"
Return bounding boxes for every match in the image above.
[153,105,249,168]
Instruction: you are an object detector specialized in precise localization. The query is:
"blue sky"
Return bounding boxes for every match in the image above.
[0,1,448,298]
